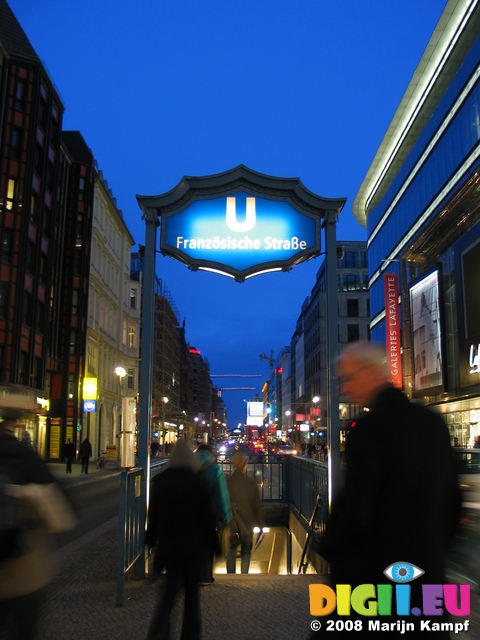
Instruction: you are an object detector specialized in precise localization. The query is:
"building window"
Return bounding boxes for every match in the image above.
[76,213,84,237]
[69,329,77,355]
[30,194,39,223]
[34,357,42,389]
[36,302,45,334]
[347,324,360,342]
[344,251,357,268]
[79,177,85,201]
[72,290,78,315]
[127,368,134,389]
[18,351,29,386]
[1,230,12,263]
[23,293,33,327]
[347,299,359,317]
[130,288,137,309]
[11,129,21,160]
[343,275,360,291]
[129,324,136,349]
[6,179,16,210]
[87,344,97,374]
[15,81,25,111]
[0,283,7,318]
[39,98,48,131]
[34,143,44,177]
[47,161,55,192]
[123,319,127,346]
[73,250,82,275]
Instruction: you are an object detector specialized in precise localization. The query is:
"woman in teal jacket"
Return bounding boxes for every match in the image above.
[195,443,231,584]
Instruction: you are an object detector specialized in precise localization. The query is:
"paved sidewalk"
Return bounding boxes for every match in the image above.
[35,514,480,640]
[34,467,480,640]
[38,516,314,640]
[48,460,121,483]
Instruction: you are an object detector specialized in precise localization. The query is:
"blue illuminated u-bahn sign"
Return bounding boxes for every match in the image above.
[137,165,346,282]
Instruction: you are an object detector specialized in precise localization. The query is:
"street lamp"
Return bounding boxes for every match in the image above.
[285,410,291,441]
[115,366,134,468]
[162,396,168,456]
[312,396,320,449]
[194,416,199,442]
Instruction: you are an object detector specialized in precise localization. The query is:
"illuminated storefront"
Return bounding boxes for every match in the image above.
[353,0,480,444]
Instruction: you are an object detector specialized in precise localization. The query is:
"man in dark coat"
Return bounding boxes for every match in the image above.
[144,439,217,640]
[315,342,461,637]
[79,437,92,474]
[64,438,75,473]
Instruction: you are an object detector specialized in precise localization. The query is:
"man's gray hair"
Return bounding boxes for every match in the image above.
[337,341,389,378]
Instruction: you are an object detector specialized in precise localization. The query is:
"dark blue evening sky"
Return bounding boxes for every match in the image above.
[8,0,446,427]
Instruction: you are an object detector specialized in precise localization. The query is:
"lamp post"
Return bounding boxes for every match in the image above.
[285,410,291,442]
[114,367,127,468]
[312,396,320,449]
[194,416,199,443]
[162,396,169,456]
[324,210,340,509]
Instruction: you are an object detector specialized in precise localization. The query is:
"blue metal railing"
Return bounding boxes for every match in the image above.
[117,459,167,606]
[116,454,328,604]
[285,456,329,536]
[218,454,285,501]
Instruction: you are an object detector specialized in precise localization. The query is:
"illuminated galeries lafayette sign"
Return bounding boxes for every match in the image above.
[137,166,346,282]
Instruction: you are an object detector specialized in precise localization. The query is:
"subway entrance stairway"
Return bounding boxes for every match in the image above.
[213,526,294,576]
[37,509,480,640]
[32,461,480,640]
[38,514,315,640]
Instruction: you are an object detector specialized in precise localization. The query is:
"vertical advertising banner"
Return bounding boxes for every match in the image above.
[409,270,443,393]
[384,274,402,388]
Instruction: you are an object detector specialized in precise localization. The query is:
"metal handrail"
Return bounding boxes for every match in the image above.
[117,459,168,606]
[116,454,329,605]
[285,456,329,536]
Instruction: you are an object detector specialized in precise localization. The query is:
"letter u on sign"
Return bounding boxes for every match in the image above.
[226,196,256,232]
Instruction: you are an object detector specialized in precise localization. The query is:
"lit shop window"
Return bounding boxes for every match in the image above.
[6,179,16,210]
[129,324,136,349]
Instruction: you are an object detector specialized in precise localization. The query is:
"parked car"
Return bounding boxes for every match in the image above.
[453,448,480,506]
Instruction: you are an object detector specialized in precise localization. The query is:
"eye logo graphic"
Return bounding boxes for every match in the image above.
[383,561,424,583]
[309,561,470,618]
[226,196,256,232]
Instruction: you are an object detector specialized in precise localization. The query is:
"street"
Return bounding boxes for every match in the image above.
[50,467,121,551]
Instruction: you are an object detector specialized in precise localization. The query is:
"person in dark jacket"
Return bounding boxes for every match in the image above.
[0,418,78,639]
[226,453,263,574]
[313,341,461,638]
[79,437,92,474]
[64,438,75,473]
[144,439,217,640]
[195,443,231,585]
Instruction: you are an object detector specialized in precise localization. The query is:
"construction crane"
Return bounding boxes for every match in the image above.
[259,350,275,376]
